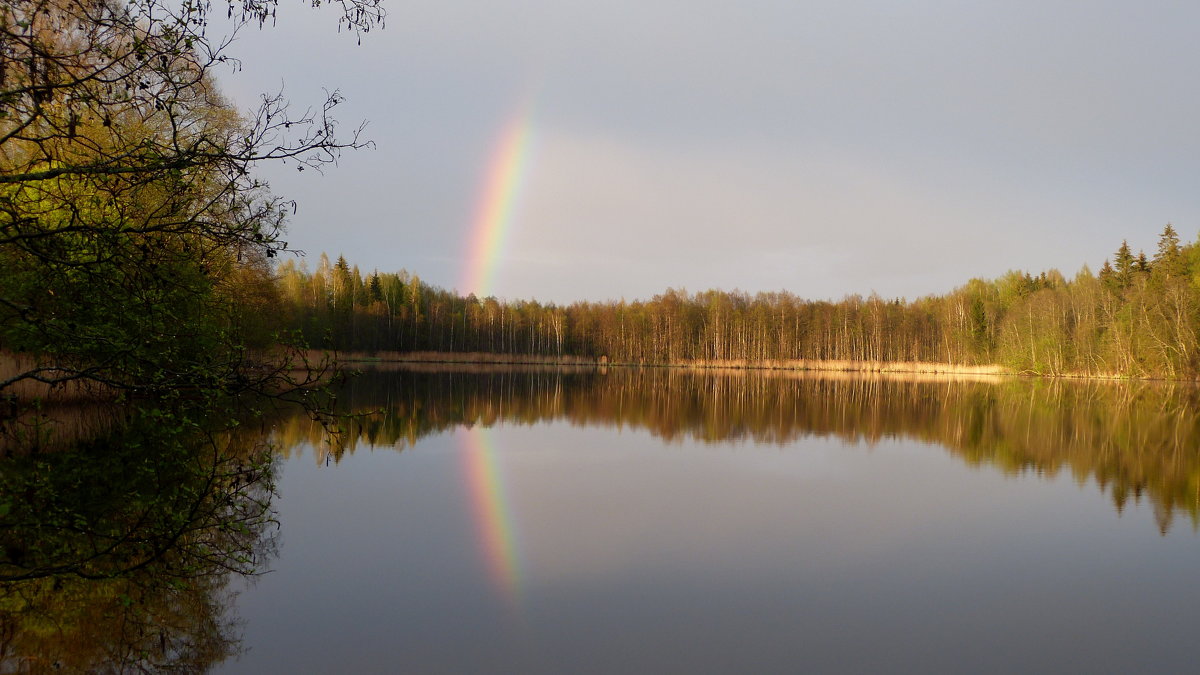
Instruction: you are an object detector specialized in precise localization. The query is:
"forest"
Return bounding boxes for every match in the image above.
[275,225,1200,379]
[3,1,1200,403]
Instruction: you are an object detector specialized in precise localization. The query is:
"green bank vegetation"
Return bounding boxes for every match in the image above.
[0,2,378,667]
[278,226,1200,379]
[0,0,380,405]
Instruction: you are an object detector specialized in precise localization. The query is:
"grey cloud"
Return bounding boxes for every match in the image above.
[215,0,1200,301]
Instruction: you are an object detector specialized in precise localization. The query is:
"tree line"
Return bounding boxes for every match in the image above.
[278,225,1200,378]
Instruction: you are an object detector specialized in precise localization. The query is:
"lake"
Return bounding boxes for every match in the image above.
[5,366,1200,673]
[223,366,1200,673]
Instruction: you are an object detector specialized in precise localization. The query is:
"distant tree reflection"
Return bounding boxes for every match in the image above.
[283,366,1200,533]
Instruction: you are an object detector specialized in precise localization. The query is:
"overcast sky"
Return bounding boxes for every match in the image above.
[215,0,1200,304]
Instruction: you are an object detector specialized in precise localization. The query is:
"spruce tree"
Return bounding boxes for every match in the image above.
[1114,241,1135,289]
[1099,259,1118,292]
[1153,224,1186,278]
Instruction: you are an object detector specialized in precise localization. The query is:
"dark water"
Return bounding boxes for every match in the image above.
[5,367,1200,673]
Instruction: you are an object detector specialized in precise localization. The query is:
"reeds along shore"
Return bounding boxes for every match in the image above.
[0,351,109,403]
[331,350,1009,374]
[314,350,1157,382]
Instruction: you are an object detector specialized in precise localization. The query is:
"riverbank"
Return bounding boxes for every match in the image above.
[314,350,1190,382]
[316,350,1009,375]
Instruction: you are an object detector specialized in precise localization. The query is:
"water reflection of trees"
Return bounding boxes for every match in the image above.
[281,366,1200,533]
[0,408,278,673]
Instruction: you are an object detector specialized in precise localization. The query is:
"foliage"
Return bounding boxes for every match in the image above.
[281,226,1200,379]
[0,0,382,400]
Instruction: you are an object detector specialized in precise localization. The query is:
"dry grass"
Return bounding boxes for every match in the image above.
[0,401,125,457]
[0,352,121,455]
[676,358,1013,376]
[0,351,115,403]
[356,361,608,375]
[313,350,603,366]
[670,364,1012,384]
[306,351,1016,380]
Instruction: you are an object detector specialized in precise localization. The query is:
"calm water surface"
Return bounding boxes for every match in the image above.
[216,368,1200,673]
[4,367,1200,673]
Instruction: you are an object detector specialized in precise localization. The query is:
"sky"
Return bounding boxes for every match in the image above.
[214,0,1200,304]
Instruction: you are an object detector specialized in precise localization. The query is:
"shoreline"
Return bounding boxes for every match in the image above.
[313,350,1193,383]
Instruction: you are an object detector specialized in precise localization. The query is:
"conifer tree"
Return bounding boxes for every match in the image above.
[369,274,384,304]
[1114,241,1135,289]
[1098,260,1117,292]
[1153,224,1186,278]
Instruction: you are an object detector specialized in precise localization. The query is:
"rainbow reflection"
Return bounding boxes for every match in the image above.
[461,426,522,607]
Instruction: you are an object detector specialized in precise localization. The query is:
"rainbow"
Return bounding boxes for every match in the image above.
[461,426,522,607]
[461,103,536,298]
